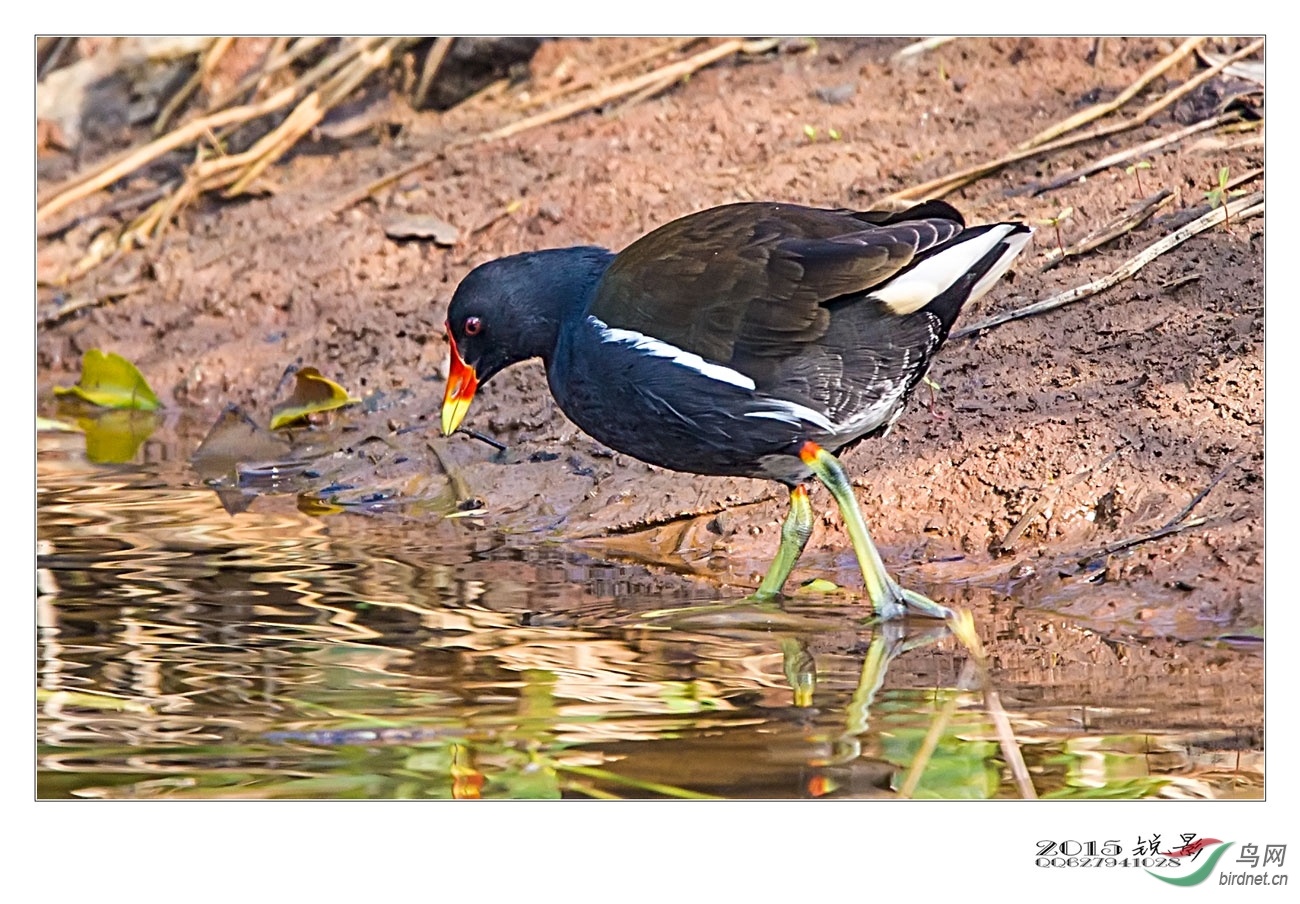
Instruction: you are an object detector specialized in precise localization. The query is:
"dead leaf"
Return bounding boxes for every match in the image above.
[269,367,360,430]
[192,404,294,480]
[382,213,460,245]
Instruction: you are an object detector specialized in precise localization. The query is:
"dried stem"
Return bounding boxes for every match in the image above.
[1029,112,1234,196]
[479,38,758,143]
[953,190,1263,338]
[154,37,233,135]
[520,37,699,111]
[1019,37,1205,148]
[883,38,1264,204]
[37,85,297,223]
[1040,189,1177,271]
[413,37,455,110]
[329,38,775,215]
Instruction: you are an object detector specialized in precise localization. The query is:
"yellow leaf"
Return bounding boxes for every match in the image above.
[297,494,345,516]
[77,410,160,463]
[269,367,360,430]
[53,349,161,410]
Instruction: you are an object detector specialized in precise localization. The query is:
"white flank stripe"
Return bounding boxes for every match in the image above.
[590,317,757,390]
[872,224,1019,315]
[744,400,835,432]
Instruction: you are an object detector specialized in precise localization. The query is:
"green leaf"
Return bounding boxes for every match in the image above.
[78,410,160,463]
[53,349,161,410]
[269,367,360,430]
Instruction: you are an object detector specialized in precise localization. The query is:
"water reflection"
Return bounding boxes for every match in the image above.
[37,436,1263,800]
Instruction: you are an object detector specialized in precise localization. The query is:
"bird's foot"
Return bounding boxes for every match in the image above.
[875,581,955,622]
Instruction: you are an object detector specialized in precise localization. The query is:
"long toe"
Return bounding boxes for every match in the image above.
[895,584,955,621]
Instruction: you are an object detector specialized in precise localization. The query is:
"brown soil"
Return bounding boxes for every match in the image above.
[37,37,1264,648]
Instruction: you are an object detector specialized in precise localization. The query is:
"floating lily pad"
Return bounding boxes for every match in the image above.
[53,349,161,410]
[269,367,360,430]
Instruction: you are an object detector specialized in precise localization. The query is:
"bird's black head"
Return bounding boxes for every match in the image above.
[442,246,614,435]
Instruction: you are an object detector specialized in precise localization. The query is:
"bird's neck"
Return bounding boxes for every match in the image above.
[515,246,615,366]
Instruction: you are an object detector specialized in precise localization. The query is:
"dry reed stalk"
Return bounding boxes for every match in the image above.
[1019,37,1205,148]
[883,38,1264,204]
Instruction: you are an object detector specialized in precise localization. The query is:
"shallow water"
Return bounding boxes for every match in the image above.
[37,431,1262,800]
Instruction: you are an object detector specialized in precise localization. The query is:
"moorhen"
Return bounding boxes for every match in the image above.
[441,200,1031,619]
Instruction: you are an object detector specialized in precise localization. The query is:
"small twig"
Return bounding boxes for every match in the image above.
[37,36,76,80]
[1225,166,1264,192]
[1040,189,1176,271]
[1028,113,1233,197]
[998,444,1131,551]
[37,85,297,223]
[1087,516,1210,561]
[943,613,1036,799]
[328,39,774,216]
[37,178,180,241]
[519,37,699,110]
[226,38,406,197]
[892,36,957,60]
[204,36,327,112]
[607,71,682,117]
[1160,456,1245,531]
[883,38,1264,204]
[39,282,148,327]
[454,76,511,110]
[897,673,962,799]
[413,36,455,110]
[154,37,233,135]
[953,190,1263,339]
[986,684,1037,800]
[478,38,760,143]
[467,430,507,452]
[1019,37,1205,149]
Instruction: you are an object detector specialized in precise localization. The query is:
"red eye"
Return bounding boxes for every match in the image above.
[464,316,482,336]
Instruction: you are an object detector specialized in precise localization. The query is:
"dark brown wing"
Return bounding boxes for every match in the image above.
[588,201,965,363]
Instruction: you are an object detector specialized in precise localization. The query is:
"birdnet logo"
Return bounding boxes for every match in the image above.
[1034,835,1288,887]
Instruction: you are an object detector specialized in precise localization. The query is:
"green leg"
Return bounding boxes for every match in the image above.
[799,442,953,620]
[781,636,816,708]
[753,485,813,600]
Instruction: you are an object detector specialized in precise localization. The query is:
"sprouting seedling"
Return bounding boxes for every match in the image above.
[828,127,842,141]
[1036,206,1074,257]
[803,124,818,141]
[1124,160,1152,197]
[921,375,945,420]
[1204,166,1247,235]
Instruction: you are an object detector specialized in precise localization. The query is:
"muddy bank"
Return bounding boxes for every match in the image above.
[37,37,1264,645]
